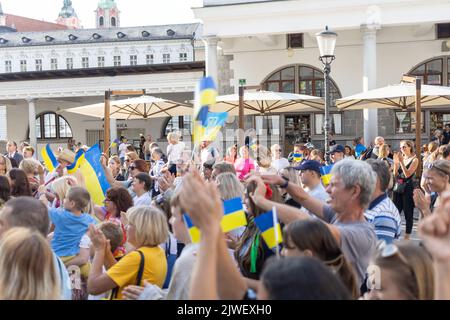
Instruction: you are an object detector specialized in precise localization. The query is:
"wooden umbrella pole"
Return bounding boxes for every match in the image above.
[104,90,111,155]
[415,78,422,178]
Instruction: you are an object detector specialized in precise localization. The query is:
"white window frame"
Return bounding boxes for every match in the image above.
[51,58,58,70]
[146,54,154,64]
[97,56,105,68]
[129,55,137,66]
[5,60,12,73]
[35,59,43,71]
[113,56,121,67]
[20,60,27,72]
[66,57,74,69]
[82,57,89,68]
[163,53,170,64]
[179,52,188,62]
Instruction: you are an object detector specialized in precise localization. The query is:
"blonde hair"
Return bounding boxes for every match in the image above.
[378,144,390,159]
[0,227,60,300]
[373,241,434,300]
[427,141,439,154]
[52,176,78,201]
[167,132,180,144]
[19,159,39,176]
[127,206,169,247]
[0,155,12,174]
[216,172,245,201]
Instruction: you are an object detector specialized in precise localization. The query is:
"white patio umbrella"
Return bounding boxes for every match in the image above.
[65,95,193,120]
[336,83,450,110]
[208,91,324,115]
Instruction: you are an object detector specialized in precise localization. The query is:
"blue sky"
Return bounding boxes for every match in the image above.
[1,0,203,28]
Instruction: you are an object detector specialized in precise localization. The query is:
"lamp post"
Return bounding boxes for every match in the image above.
[316,26,337,155]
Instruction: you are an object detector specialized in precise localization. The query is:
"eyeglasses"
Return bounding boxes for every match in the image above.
[129,166,136,170]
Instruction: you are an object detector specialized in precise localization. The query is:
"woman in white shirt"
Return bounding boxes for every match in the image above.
[166,132,185,165]
[270,144,290,172]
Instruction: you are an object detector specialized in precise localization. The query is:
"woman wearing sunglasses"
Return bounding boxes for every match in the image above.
[393,140,418,240]
[414,160,450,218]
[363,241,434,300]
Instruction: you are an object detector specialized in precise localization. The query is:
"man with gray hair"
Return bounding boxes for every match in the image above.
[252,159,378,288]
[365,159,401,243]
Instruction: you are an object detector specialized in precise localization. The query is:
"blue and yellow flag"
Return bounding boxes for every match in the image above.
[193,77,218,145]
[78,144,110,205]
[182,198,247,243]
[201,112,228,143]
[67,149,85,174]
[320,164,333,186]
[110,138,120,148]
[41,144,58,172]
[292,153,303,163]
[254,209,283,249]
[183,214,201,244]
[221,197,247,233]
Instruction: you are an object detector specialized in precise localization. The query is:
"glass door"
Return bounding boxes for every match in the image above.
[284,115,311,156]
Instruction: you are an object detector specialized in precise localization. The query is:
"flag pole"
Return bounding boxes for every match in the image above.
[273,206,280,259]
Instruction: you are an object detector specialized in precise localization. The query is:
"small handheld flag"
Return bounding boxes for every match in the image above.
[183,214,201,244]
[183,197,248,243]
[254,208,283,250]
[320,164,333,186]
[221,197,247,233]
[41,144,58,172]
[110,138,120,148]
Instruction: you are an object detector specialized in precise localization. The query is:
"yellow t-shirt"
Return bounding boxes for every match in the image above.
[106,246,167,300]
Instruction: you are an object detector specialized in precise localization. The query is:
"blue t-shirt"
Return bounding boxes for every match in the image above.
[49,208,96,257]
[355,144,367,158]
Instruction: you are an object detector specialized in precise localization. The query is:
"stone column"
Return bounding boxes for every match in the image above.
[203,36,219,86]
[27,98,37,150]
[362,24,380,146]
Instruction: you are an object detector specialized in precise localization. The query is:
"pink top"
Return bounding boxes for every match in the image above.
[234,157,256,180]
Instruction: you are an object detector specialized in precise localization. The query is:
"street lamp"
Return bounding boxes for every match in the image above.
[316,26,337,155]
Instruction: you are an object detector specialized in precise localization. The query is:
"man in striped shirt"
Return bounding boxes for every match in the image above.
[365,159,402,243]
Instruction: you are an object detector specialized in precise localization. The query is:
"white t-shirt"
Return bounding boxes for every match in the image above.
[133,192,152,207]
[167,142,185,164]
[119,143,128,158]
[271,158,290,172]
[200,146,220,165]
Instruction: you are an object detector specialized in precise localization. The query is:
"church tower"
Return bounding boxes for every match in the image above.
[96,0,120,29]
[56,0,81,29]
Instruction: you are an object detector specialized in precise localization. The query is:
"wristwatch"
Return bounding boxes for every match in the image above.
[280,176,290,189]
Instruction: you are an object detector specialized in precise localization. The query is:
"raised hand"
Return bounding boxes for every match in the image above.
[418,192,450,262]
[88,224,107,252]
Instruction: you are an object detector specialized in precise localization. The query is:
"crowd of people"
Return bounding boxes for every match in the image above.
[0,130,450,301]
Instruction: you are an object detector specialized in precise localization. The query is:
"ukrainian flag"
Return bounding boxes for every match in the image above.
[292,153,303,162]
[202,112,228,142]
[183,214,201,243]
[110,138,120,148]
[254,209,283,249]
[78,144,111,205]
[41,144,58,172]
[194,77,217,145]
[67,149,85,174]
[221,197,247,233]
[320,164,333,186]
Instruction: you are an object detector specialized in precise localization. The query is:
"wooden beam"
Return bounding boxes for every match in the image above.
[110,90,145,96]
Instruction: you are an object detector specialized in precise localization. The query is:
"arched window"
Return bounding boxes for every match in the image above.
[262,64,342,102]
[111,17,116,27]
[99,16,104,26]
[163,116,192,138]
[30,112,73,140]
[408,56,450,86]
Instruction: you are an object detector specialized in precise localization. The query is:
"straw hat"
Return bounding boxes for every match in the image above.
[57,149,75,164]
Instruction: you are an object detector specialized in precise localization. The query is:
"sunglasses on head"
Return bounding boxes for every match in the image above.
[427,162,449,176]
